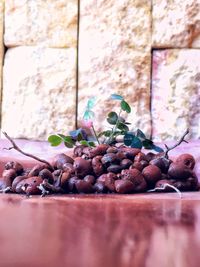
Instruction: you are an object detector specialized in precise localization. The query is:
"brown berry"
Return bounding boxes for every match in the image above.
[73,157,92,178]
[115,180,135,194]
[142,165,162,185]
[5,161,23,175]
[175,154,195,170]
[168,163,192,180]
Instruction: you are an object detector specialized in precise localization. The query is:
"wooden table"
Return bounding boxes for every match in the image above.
[0,193,200,267]
[0,138,200,266]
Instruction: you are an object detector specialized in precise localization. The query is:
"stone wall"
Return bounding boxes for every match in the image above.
[0,0,199,141]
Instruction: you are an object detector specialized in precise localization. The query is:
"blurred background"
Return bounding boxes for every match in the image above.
[0,0,199,141]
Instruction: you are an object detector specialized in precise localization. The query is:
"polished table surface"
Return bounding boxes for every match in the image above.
[0,192,200,267]
[0,138,200,267]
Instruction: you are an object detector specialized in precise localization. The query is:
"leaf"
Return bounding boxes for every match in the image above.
[69,129,82,138]
[116,122,129,132]
[151,144,164,153]
[136,129,146,140]
[64,141,74,148]
[107,111,118,125]
[124,133,135,146]
[80,140,88,146]
[83,110,95,120]
[130,136,143,149]
[57,134,74,144]
[98,130,112,137]
[88,141,96,147]
[121,100,131,113]
[142,139,154,149]
[87,97,96,109]
[48,135,62,146]
[110,94,124,101]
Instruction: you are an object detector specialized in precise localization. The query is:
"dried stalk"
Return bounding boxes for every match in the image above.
[164,129,189,159]
[3,132,54,171]
[148,183,182,198]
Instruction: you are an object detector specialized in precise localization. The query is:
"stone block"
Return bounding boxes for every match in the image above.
[2,46,76,140]
[78,0,151,136]
[152,0,200,48]
[4,0,77,48]
[152,49,200,141]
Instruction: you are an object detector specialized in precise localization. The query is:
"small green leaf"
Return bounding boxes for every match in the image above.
[80,140,88,146]
[110,94,124,101]
[152,144,164,153]
[88,141,96,147]
[124,133,134,146]
[142,139,154,149]
[64,141,74,148]
[83,110,95,120]
[136,129,146,140]
[131,136,142,149]
[116,122,129,132]
[121,100,131,113]
[48,135,62,146]
[98,130,112,138]
[107,111,118,125]
[87,97,96,109]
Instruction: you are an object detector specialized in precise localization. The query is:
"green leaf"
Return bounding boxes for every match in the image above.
[80,140,88,146]
[64,141,74,148]
[98,130,112,138]
[48,135,62,146]
[130,136,142,149]
[110,94,124,101]
[151,144,164,153]
[87,97,96,109]
[107,111,118,125]
[124,133,134,146]
[136,129,146,140]
[88,141,96,147]
[121,100,131,113]
[116,122,129,132]
[142,139,154,149]
[57,134,74,144]
[83,110,95,120]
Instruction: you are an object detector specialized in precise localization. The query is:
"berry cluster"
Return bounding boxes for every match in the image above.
[0,144,198,196]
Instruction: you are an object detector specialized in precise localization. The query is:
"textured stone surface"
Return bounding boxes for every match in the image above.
[152,49,200,141]
[4,0,77,48]
[78,0,151,135]
[2,46,76,140]
[152,0,200,48]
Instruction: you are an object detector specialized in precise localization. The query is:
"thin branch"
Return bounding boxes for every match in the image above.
[3,132,54,171]
[164,129,189,159]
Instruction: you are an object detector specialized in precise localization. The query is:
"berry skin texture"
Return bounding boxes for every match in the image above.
[175,154,195,170]
[142,165,162,185]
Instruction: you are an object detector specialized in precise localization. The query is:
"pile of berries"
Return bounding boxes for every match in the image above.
[0,144,198,195]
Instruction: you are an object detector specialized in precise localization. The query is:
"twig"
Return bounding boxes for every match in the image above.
[39,180,64,195]
[2,132,54,171]
[0,186,12,193]
[164,129,189,159]
[148,183,182,198]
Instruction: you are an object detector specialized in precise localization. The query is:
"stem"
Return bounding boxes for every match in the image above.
[164,128,189,159]
[3,132,54,171]
[91,124,100,145]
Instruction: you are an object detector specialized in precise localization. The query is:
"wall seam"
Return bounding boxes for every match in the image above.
[75,0,80,129]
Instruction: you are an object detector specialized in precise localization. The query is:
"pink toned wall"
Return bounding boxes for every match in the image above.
[0,0,199,141]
